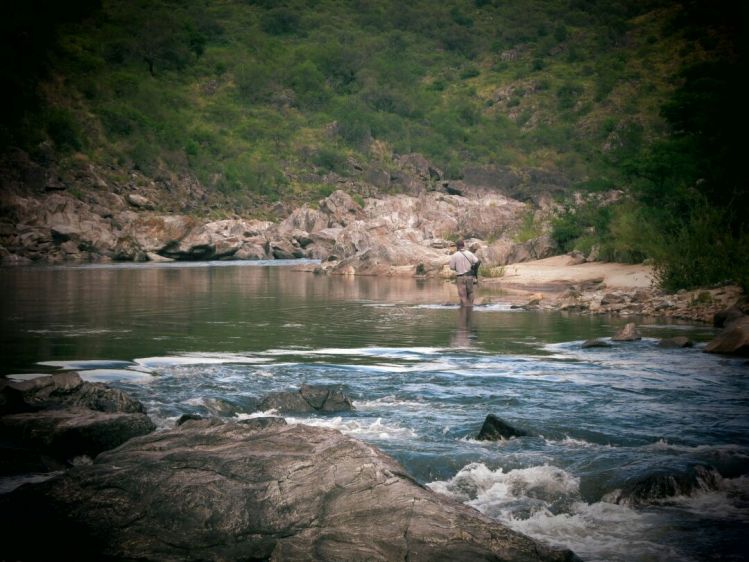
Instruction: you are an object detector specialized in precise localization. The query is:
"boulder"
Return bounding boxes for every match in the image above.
[318,190,365,227]
[0,372,146,415]
[604,465,721,506]
[258,384,355,413]
[704,316,749,356]
[0,372,155,467]
[235,244,267,260]
[612,322,642,341]
[476,414,528,441]
[0,408,156,461]
[159,219,262,261]
[269,239,305,259]
[277,206,331,235]
[176,413,204,426]
[0,420,579,561]
[146,251,173,263]
[657,336,694,349]
[126,193,152,209]
[713,306,745,328]
[125,214,196,254]
[601,292,626,305]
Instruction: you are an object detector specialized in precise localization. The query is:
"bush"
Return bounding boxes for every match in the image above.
[221,154,287,197]
[128,139,159,175]
[44,107,82,151]
[236,61,276,103]
[261,8,301,35]
[644,199,749,292]
[285,60,329,108]
[557,81,584,110]
[514,208,542,243]
[312,146,348,174]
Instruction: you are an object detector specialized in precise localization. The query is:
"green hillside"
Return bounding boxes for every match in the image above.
[1,0,746,289]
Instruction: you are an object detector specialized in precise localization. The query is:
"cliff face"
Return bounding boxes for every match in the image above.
[0,150,563,275]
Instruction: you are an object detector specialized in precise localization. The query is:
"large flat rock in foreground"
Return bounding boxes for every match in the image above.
[1,418,579,561]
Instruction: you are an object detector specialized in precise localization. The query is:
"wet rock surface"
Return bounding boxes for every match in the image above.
[604,464,722,506]
[258,384,355,413]
[0,418,580,561]
[477,414,528,441]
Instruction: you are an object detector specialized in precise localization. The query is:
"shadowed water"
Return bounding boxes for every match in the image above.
[1,261,747,561]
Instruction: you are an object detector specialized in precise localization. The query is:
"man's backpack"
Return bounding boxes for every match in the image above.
[461,251,481,279]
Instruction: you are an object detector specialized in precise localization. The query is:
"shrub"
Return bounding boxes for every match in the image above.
[312,146,348,174]
[261,8,301,35]
[481,265,506,278]
[285,60,329,108]
[460,66,480,79]
[236,61,276,103]
[646,202,749,292]
[44,107,82,151]
[556,81,584,110]
[514,208,542,243]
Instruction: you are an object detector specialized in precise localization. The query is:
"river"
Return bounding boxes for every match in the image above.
[1,261,747,561]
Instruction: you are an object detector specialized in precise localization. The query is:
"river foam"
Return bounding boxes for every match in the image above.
[426,461,741,562]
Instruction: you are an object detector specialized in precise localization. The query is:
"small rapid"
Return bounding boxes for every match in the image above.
[19,340,747,561]
[1,263,747,561]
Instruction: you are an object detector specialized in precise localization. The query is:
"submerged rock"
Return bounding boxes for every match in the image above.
[0,419,579,561]
[657,336,694,349]
[604,465,721,506]
[582,338,611,349]
[258,384,355,413]
[476,414,528,441]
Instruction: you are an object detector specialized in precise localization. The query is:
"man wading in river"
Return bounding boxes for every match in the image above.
[449,239,480,307]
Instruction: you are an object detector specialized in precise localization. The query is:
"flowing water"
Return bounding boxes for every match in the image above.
[1,261,747,561]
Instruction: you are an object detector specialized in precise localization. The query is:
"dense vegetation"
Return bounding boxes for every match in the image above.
[1,0,745,290]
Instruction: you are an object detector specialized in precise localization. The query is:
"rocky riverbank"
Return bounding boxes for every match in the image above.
[479,255,747,325]
[2,153,744,326]
[1,148,558,270]
[0,374,580,561]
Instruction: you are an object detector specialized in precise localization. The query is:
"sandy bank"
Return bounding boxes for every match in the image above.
[489,255,654,293]
[481,255,744,324]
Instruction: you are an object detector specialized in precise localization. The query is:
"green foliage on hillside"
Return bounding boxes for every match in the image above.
[2,0,690,193]
[550,1,747,290]
[1,0,744,290]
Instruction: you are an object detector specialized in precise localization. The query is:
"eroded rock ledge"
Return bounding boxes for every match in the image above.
[1,416,580,561]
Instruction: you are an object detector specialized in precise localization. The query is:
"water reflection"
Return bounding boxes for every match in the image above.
[450,307,476,348]
[0,261,702,375]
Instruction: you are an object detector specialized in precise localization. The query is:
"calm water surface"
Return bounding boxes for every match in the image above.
[1,261,747,561]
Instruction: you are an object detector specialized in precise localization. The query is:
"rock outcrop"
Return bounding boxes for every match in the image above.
[258,384,355,413]
[0,373,154,468]
[476,414,528,441]
[704,315,749,356]
[0,418,579,561]
[1,157,546,276]
[0,371,146,415]
[611,322,642,341]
